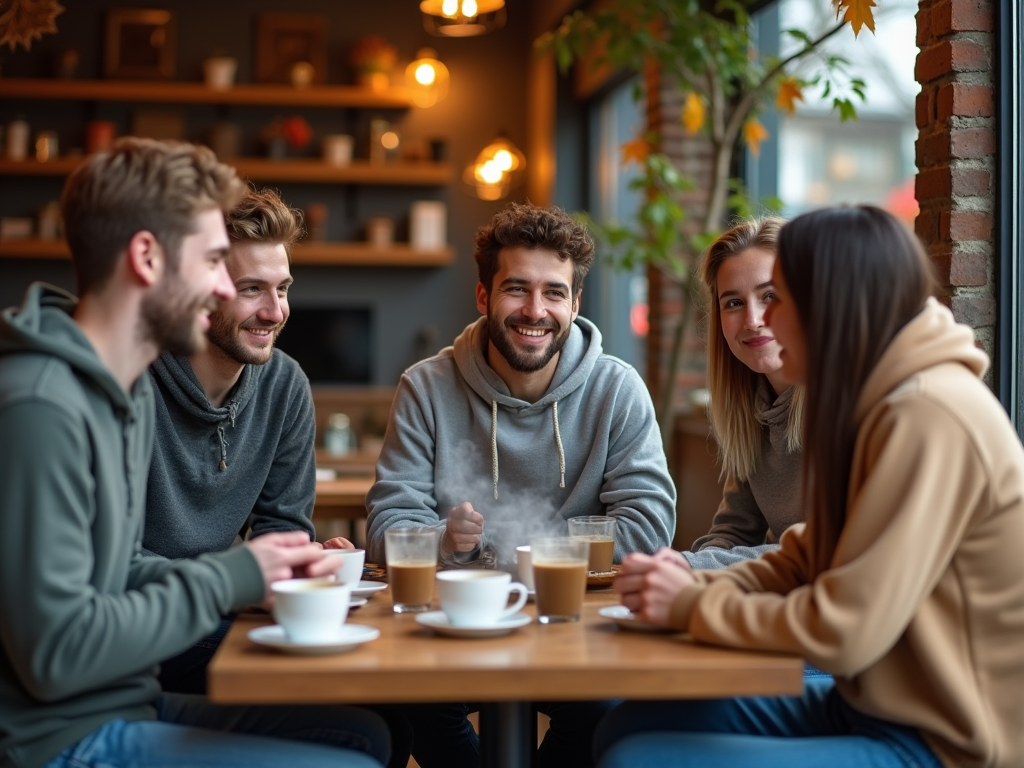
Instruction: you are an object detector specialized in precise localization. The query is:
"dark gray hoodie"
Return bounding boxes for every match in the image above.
[365,316,676,567]
[0,284,264,768]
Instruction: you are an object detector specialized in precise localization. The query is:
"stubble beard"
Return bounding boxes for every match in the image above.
[207,313,286,366]
[139,270,213,357]
[486,310,571,374]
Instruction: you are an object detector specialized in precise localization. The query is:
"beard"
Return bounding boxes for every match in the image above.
[139,270,215,357]
[487,310,571,374]
[207,313,286,366]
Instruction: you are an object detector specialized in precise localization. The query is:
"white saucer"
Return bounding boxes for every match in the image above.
[350,581,388,599]
[349,597,368,610]
[248,624,380,655]
[415,611,532,638]
[598,605,675,633]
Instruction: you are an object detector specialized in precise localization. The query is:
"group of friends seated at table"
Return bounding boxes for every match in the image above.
[0,136,1019,768]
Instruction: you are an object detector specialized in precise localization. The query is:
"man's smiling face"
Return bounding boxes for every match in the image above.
[477,246,579,374]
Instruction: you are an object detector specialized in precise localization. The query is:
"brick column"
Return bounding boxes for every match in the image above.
[914,0,997,365]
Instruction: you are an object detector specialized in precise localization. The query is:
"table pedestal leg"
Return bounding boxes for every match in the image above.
[479,701,535,768]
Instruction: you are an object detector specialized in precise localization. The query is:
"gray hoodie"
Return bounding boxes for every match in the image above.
[0,284,264,768]
[365,316,676,568]
[683,380,803,569]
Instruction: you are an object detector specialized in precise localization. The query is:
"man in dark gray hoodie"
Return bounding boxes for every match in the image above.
[0,139,388,768]
[360,203,676,768]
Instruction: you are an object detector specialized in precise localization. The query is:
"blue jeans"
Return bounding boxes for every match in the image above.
[595,677,943,768]
[405,700,616,768]
[44,693,389,768]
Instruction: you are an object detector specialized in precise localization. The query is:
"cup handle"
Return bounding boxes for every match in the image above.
[502,582,529,618]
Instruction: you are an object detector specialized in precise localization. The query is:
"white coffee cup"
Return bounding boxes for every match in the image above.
[516,545,534,591]
[322,548,365,585]
[271,577,352,644]
[323,134,353,166]
[436,570,528,627]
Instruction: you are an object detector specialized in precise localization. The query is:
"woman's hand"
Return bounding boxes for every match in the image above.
[613,548,695,627]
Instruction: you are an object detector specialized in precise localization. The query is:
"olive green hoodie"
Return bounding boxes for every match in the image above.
[671,299,1024,768]
[0,284,265,768]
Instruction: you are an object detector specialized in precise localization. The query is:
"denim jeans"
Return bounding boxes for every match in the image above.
[405,699,616,768]
[44,692,390,768]
[595,677,944,768]
[156,618,412,768]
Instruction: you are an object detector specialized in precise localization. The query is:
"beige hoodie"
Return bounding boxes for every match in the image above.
[670,298,1024,768]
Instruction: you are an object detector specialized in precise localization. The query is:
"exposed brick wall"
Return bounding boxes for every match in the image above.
[914,0,997,363]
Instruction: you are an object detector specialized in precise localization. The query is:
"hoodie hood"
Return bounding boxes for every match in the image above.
[857,297,989,422]
[149,351,261,470]
[0,282,133,415]
[452,315,604,499]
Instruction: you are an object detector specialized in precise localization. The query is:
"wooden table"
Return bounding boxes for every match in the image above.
[314,476,373,520]
[210,587,803,768]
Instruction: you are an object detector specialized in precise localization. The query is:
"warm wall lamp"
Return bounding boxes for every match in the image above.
[405,48,449,107]
[463,135,525,200]
[420,0,506,37]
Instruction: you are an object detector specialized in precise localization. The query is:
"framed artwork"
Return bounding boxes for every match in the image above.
[255,13,328,85]
[104,8,175,80]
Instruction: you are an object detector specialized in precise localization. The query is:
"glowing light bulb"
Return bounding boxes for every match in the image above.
[442,0,458,16]
[480,160,503,184]
[415,63,436,85]
[462,0,478,17]
[381,131,400,150]
[493,149,513,171]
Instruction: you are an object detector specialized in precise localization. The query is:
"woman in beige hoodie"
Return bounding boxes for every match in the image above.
[599,205,1024,768]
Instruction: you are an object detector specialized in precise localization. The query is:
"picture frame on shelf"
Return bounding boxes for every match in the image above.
[255,13,328,85]
[104,9,175,80]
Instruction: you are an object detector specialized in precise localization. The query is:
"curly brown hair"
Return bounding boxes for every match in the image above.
[473,203,595,297]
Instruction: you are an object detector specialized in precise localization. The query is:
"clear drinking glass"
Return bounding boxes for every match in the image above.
[567,515,617,574]
[530,536,589,623]
[385,527,439,613]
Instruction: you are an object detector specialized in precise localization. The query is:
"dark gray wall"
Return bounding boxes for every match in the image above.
[0,0,532,384]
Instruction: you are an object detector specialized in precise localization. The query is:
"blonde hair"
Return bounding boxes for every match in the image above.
[61,137,244,295]
[697,217,803,481]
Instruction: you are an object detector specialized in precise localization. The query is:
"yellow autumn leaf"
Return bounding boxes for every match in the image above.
[681,92,705,135]
[620,137,650,167]
[834,0,876,37]
[775,78,804,116]
[743,118,769,157]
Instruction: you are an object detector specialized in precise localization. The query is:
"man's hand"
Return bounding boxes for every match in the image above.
[442,502,484,553]
[613,548,695,627]
[246,531,337,605]
[322,537,355,550]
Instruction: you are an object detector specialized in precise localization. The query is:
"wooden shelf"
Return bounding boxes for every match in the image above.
[0,78,415,108]
[0,158,454,185]
[0,239,454,267]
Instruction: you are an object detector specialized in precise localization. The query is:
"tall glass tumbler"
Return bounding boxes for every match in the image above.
[385,527,439,613]
[530,536,589,623]
[567,515,617,573]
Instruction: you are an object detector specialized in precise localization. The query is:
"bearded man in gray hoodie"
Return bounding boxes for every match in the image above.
[360,202,676,768]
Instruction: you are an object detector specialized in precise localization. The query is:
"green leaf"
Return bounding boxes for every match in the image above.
[834,97,858,121]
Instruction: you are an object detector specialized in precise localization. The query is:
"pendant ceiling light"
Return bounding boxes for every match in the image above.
[420,0,506,37]
[405,48,450,107]
[463,135,525,200]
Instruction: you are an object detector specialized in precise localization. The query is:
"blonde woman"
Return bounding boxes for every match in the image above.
[682,218,805,569]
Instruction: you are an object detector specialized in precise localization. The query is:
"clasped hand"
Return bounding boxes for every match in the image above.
[442,501,484,553]
[246,531,340,607]
[613,547,696,627]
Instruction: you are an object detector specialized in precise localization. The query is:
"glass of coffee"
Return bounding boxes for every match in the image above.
[530,536,589,623]
[567,516,617,574]
[385,527,439,613]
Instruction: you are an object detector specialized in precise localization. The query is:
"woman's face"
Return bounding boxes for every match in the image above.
[716,248,783,378]
[764,259,807,386]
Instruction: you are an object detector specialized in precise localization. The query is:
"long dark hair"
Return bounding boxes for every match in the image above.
[777,206,936,576]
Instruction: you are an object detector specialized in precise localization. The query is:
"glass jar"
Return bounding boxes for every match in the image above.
[324,413,354,456]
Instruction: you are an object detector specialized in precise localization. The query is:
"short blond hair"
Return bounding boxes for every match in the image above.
[61,137,244,295]
[697,217,803,482]
[225,186,305,256]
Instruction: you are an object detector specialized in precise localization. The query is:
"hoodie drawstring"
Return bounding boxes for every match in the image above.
[490,398,566,497]
[552,400,565,488]
[491,400,499,499]
[217,400,239,471]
